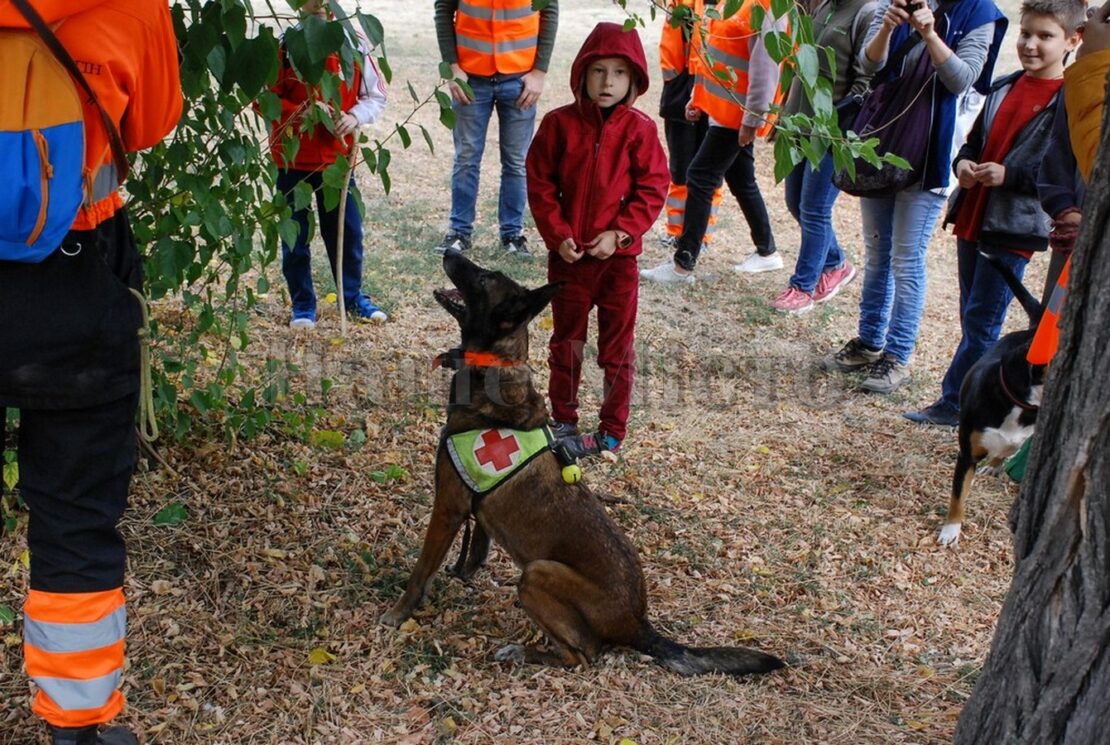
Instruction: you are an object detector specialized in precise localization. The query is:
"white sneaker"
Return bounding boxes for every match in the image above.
[640,260,695,285]
[289,317,317,330]
[733,252,784,274]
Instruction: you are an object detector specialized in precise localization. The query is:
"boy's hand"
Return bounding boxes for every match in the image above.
[1080,3,1110,58]
[738,124,757,146]
[517,69,546,110]
[956,160,978,188]
[558,238,583,263]
[335,112,359,137]
[972,162,1006,186]
[584,232,618,260]
[448,64,473,105]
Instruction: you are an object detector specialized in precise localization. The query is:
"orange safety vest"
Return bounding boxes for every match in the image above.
[691,0,782,136]
[660,0,695,81]
[455,0,540,77]
[1028,257,1069,365]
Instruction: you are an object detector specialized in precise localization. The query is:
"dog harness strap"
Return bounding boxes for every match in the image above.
[999,367,1039,412]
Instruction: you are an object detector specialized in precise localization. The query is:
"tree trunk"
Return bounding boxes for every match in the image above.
[954,84,1110,743]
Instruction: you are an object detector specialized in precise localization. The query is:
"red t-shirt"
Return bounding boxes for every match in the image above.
[954,74,1063,255]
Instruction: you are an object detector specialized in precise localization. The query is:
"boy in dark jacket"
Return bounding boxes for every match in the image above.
[905,0,1084,426]
[526,22,669,457]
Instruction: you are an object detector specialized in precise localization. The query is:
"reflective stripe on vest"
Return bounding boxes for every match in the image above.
[455,0,539,76]
[89,163,120,206]
[24,589,126,727]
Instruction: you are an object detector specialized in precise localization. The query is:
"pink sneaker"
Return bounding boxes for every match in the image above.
[813,262,857,303]
[771,286,814,315]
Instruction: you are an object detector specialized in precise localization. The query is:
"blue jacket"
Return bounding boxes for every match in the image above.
[885,0,1007,190]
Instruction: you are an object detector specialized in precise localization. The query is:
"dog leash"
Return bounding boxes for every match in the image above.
[999,367,1039,412]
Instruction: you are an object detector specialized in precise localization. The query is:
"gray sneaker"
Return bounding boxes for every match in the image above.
[860,354,911,394]
[820,337,882,373]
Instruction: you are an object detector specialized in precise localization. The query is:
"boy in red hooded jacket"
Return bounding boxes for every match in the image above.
[526,22,669,458]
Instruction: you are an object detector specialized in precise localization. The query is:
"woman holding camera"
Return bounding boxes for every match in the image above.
[820,0,1007,394]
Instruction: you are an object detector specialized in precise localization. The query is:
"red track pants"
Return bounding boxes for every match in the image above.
[547,255,639,442]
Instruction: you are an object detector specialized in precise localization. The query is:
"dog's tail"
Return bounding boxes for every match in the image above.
[981,252,1043,327]
[633,621,785,677]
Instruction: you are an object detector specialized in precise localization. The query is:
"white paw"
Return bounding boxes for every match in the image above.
[976,463,1003,477]
[937,523,962,547]
[494,644,526,663]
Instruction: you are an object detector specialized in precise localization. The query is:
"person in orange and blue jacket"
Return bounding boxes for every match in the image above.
[0,1,182,743]
[269,0,389,330]
[526,22,670,459]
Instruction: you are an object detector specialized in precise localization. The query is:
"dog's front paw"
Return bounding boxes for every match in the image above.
[937,523,962,547]
[494,644,526,663]
[976,463,1004,477]
[379,608,409,628]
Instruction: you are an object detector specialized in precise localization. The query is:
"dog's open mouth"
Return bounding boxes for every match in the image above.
[434,287,466,315]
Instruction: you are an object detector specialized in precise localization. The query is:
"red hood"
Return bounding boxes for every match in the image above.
[0,0,110,26]
[570,22,650,106]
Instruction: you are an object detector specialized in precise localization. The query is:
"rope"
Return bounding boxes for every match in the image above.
[128,287,159,442]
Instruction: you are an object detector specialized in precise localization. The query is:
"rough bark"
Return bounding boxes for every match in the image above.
[954,80,1110,744]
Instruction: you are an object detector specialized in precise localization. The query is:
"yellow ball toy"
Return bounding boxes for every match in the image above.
[561,464,582,484]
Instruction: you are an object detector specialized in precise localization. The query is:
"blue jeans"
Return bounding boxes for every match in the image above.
[858,189,945,364]
[449,74,536,239]
[277,168,365,317]
[938,240,1029,409]
[784,154,844,293]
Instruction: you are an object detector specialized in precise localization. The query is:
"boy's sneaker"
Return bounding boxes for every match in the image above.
[550,420,579,440]
[820,337,882,372]
[641,261,695,284]
[813,261,857,303]
[771,286,814,315]
[351,296,388,323]
[435,233,472,254]
[861,354,911,394]
[903,400,958,427]
[734,252,783,274]
[559,431,621,460]
[502,234,533,259]
[290,309,316,330]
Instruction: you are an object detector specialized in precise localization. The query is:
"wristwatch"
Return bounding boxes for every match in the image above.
[615,231,633,249]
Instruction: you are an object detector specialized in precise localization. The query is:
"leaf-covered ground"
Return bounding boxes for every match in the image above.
[2,2,1036,742]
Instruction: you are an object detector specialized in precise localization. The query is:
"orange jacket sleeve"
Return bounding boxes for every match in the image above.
[1063,49,1110,181]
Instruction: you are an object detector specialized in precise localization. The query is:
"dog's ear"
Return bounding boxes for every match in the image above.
[495,282,564,329]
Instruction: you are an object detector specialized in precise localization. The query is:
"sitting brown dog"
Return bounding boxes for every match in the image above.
[380,251,783,676]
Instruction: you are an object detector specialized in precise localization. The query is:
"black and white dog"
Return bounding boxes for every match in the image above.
[939,255,1046,546]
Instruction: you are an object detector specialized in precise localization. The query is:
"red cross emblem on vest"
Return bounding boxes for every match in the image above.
[473,429,521,473]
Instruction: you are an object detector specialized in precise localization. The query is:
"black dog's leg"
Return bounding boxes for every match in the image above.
[941,448,977,547]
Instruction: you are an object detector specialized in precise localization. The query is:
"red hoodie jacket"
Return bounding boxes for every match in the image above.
[526,23,668,258]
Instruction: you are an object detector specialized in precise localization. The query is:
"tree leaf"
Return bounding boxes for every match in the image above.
[308,647,338,665]
[154,502,188,526]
